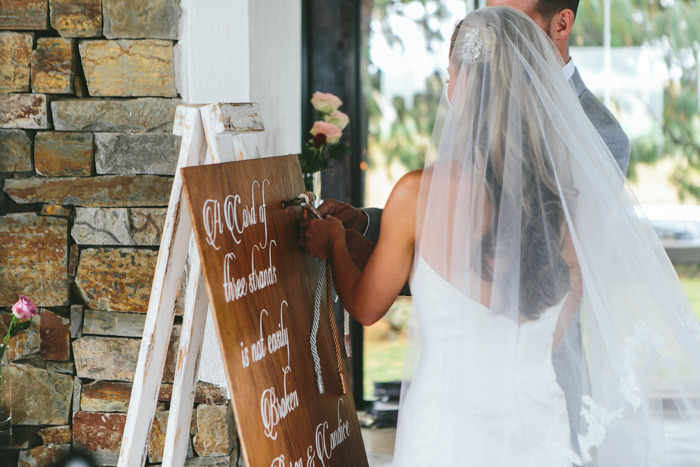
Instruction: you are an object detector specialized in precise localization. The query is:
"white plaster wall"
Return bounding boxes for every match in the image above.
[176,0,302,390]
[248,1,302,157]
[176,0,250,104]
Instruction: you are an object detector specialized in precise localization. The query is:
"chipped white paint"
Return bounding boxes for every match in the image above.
[119,105,208,467]
[121,103,265,466]
[162,233,211,466]
[201,103,262,162]
[173,104,202,136]
[200,104,224,164]
[204,103,264,134]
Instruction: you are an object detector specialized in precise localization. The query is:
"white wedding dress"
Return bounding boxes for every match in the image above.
[392,256,572,466]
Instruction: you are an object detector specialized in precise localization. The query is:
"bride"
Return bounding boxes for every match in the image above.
[300,7,700,465]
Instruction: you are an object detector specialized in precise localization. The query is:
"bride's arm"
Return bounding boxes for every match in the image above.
[302,171,419,325]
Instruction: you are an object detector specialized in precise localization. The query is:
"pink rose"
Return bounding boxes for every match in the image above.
[310,121,342,145]
[324,110,349,131]
[311,92,343,114]
[11,295,37,320]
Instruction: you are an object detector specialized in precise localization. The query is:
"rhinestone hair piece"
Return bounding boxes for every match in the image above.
[461,28,484,62]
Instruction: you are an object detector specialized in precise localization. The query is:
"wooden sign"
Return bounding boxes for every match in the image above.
[181,155,368,467]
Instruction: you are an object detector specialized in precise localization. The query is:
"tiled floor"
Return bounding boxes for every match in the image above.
[359,411,700,466]
[361,426,395,467]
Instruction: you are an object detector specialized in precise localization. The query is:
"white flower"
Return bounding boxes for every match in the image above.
[310,92,342,114]
[324,110,349,131]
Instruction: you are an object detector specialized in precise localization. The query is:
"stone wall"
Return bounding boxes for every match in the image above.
[0,1,237,465]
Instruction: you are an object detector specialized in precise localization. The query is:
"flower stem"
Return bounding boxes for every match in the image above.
[3,316,17,347]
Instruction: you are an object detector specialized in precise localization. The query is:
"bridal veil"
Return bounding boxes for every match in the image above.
[400,6,700,465]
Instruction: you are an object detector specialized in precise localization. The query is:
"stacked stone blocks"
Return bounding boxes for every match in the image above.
[0,1,238,465]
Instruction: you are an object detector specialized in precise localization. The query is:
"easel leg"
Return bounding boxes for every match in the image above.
[162,235,210,465]
[118,187,190,466]
[119,106,209,467]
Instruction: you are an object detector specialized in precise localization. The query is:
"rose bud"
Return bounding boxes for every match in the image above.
[311,92,343,114]
[11,295,37,320]
[313,133,327,148]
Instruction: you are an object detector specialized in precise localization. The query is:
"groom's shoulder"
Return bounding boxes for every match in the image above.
[573,70,631,174]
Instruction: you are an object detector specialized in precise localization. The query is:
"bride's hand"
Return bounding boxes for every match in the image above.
[298,215,345,259]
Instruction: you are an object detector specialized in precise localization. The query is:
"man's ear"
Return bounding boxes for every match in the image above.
[547,9,575,41]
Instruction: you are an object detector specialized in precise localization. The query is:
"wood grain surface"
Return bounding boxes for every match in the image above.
[182,155,368,467]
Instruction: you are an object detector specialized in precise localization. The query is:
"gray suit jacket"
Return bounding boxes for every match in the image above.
[571,68,630,174]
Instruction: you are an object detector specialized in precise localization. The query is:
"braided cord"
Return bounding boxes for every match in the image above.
[298,190,347,395]
[325,266,347,395]
[311,259,325,394]
[344,310,352,358]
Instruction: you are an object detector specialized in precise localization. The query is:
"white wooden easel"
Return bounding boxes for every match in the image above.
[118,103,264,466]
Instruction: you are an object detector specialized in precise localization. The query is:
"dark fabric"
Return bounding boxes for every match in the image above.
[362,207,382,244]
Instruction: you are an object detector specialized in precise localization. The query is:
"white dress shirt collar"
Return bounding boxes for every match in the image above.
[562,57,576,81]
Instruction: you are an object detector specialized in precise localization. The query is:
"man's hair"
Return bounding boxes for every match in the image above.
[534,0,579,21]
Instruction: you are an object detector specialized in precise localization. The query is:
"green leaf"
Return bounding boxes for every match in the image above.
[13,320,31,335]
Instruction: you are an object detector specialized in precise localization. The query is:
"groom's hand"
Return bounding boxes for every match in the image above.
[317,199,368,233]
[299,222,376,268]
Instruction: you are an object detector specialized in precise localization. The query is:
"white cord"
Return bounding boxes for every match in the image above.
[344,310,352,357]
[311,259,325,394]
